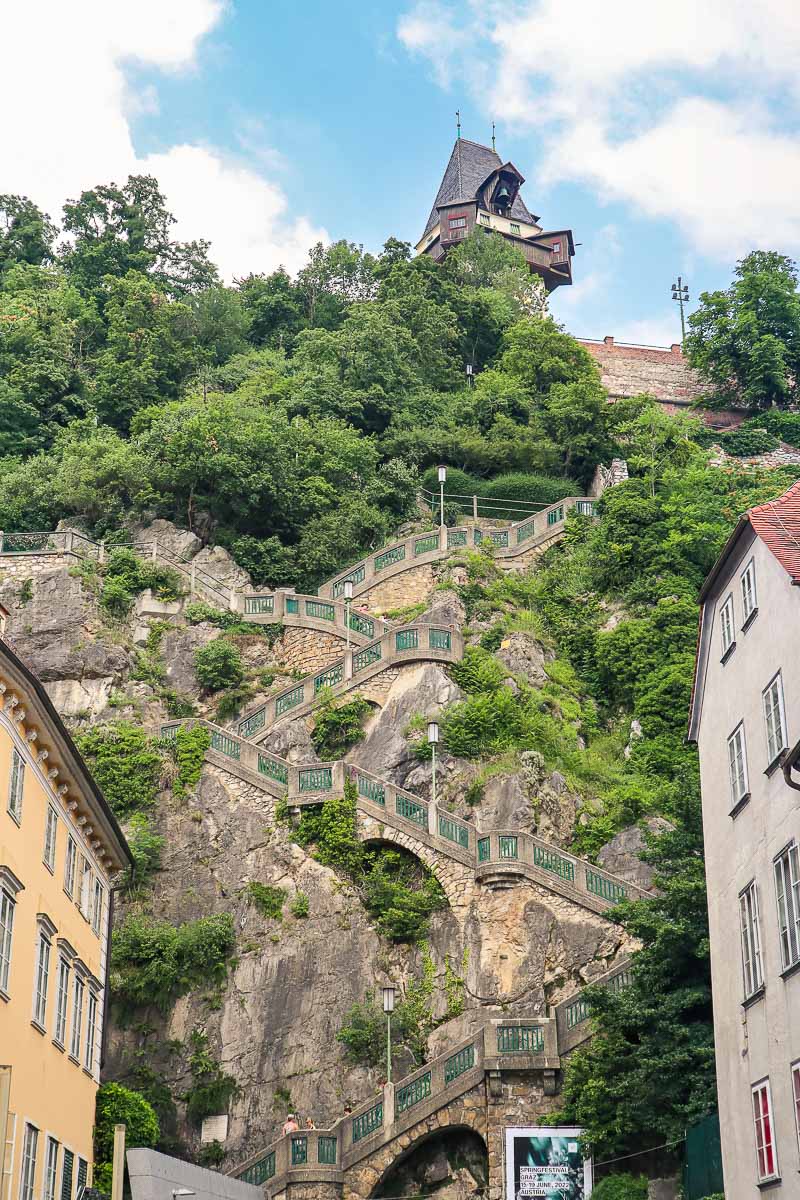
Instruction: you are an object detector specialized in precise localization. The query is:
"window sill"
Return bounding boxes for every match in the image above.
[6,808,20,827]
[42,858,54,875]
[52,1038,65,1052]
[780,958,800,982]
[765,754,786,778]
[757,1176,781,1190]
[0,986,8,1004]
[82,1066,94,1079]
[730,791,752,818]
[68,1053,80,1067]
[741,607,759,632]
[743,985,766,1009]
[31,1018,46,1036]
[721,641,737,664]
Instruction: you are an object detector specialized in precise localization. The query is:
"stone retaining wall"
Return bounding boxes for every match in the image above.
[0,553,76,581]
[360,564,438,612]
[276,627,345,675]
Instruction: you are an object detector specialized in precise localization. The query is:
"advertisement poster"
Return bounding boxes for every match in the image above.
[505,1127,593,1200]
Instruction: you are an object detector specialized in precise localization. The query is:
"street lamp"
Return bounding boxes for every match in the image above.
[428,721,439,811]
[383,985,396,1082]
[172,1191,195,1200]
[344,578,354,657]
[671,276,690,346]
[438,466,447,528]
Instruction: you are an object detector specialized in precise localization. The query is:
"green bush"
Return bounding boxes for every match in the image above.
[76,722,163,818]
[99,548,184,616]
[172,725,211,799]
[246,882,286,918]
[421,467,575,517]
[124,813,164,888]
[184,1029,239,1124]
[290,891,310,918]
[590,1176,648,1200]
[111,912,236,1012]
[720,427,779,456]
[94,1082,159,1193]
[311,694,371,757]
[194,637,244,691]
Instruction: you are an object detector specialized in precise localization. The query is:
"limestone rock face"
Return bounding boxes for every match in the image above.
[596,818,671,889]
[495,632,551,687]
[131,518,202,563]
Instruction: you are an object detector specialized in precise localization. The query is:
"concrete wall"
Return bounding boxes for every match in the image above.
[128,1149,262,1200]
[695,531,800,1196]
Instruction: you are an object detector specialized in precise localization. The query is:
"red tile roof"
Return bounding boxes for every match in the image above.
[748,478,800,582]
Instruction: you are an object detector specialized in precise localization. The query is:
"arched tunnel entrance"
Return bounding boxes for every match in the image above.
[372,1127,488,1200]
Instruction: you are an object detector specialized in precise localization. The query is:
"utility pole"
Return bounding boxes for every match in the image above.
[671,276,689,346]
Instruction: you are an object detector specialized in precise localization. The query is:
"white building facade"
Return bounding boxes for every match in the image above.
[689,481,800,1197]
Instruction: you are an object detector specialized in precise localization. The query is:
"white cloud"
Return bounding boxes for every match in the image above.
[0,0,326,279]
[398,0,800,261]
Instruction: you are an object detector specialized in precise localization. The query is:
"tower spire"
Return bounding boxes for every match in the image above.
[492,122,496,152]
[456,109,461,139]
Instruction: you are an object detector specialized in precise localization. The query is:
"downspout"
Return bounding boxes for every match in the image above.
[781,738,800,793]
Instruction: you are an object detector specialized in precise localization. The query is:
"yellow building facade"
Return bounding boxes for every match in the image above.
[0,629,131,1200]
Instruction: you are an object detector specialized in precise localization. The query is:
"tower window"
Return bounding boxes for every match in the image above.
[510,222,520,235]
[479,213,490,226]
[552,241,562,256]
[448,216,466,229]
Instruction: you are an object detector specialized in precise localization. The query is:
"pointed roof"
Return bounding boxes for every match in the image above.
[422,138,537,237]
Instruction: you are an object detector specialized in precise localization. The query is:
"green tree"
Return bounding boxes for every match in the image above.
[238,269,306,348]
[94,1083,159,1192]
[0,195,57,273]
[686,250,800,408]
[76,721,163,818]
[296,239,377,328]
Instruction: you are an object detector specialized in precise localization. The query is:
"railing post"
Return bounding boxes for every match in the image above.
[151,541,158,562]
[428,800,437,838]
[65,530,74,555]
[0,530,4,554]
[438,525,447,551]
[473,494,478,520]
[383,1081,395,1133]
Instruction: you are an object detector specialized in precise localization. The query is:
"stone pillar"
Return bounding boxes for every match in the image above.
[439,525,448,551]
[382,1080,395,1132]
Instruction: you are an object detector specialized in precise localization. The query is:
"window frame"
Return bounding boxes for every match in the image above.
[69,973,84,1062]
[7,747,25,824]
[92,878,104,937]
[20,1123,39,1200]
[44,1137,60,1200]
[763,671,788,768]
[84,990,98,1074]
[479,212,490,226]
[32,927,52,1030]
[727,722,750,810]
[0,886,15,995]
[720,592,736,658]
[741,557,758,625]
[54,954,70,1048]
[774,841,800,971]
[44,805,58,873]
[739,881,764,998]
[447,215,467,229]
[752,1078,779,1183]
[64,837,76,899]
[792,1060,800,1157]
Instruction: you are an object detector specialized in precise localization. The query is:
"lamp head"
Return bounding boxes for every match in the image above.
[438,465,447,484]
[344,579,354,601]
[428,721,439,745]
[383,985,396,1013]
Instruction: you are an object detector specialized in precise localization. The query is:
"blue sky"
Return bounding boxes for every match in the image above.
[4,1,800,345]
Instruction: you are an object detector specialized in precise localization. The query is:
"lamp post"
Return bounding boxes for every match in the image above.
[671,276,689,346]
[428,721,439,811]
[383,985,396,1082]
[344,578,353,657]
[438,466,447,528]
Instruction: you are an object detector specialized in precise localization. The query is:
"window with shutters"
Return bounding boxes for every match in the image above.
[720,593,735,658]
[752,1079,778,1182]
[774,842,800,970]
[32,929,51,1028]
[92,878,104,936]
[510,222,520,234]
[54,955,70,1047]
[44,805,58,872]
[739,882,764,997]
[64,837,76,899]
[75,1158,88,1200]
[448,216,466,228]
[793,1061,800,1156]
[727,723,749,808]
[44,1138,60,1200]
[85,991,98,1072]
[741,558,757,624]
[69,974,84,1061]
[20,1125,39,1200]
[763,672,787,767]
[60,1149,74,1200]
[0,887,14,994]
[7,748,24,822]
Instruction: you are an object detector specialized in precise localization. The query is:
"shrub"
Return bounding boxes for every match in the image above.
[111,912,236,1012]
[99,548,184,616]
[94,1083,159,1192]
[720,427,779,456]
[291,891,309,918]
[294,779,364,876]
[76,722,162,818]
[172,725,211,799]
[184,1029,239,1124]
[441,686,525,757]
[197,1141,226,1167]
[311,694,371,758]
[194,637,244,691]
[124,813,164,889]
[590,1175,648,1200]
[246,882,286,919]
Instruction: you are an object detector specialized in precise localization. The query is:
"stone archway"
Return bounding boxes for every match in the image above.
[356,818,475,914]
[372,1126,488,1199]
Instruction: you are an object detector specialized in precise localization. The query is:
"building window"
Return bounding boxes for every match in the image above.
[44,805,58,872]
[720,593,735,657]
[92,879,104,936]
[752,1079,778,1182]
[552,240,562,256]
[763,672,787,766]
[60,1149,74,1200]
[54,955,70,1046]
[510,222,520,234]
[739,882,763,997]
[20,1124,39,1200]
[64,837,76,898]
[75,1159,88,1200]
[85,990,98,1072]
[727,723,749,808]
[448,216,466,228]
[7,747,24,823]
[774,842,800,970]
[33,929,51,1028]
[741,558,757,623]
[69,974,84,1061]
[44,1138,60,1200]
[792,1062,800,1155]
[479,213,490,226]
[78,858,92,920]
[0,888,14,994]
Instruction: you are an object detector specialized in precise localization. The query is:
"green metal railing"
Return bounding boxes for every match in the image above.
[318,1136,337,1165]
[299,767,333,793]
[478,837,490,862]
[211,730,241,759]
[444,1043,475,1083]
[332,564,365,597]
[286,596,300,613]
[239,709,266,739]
[352,1101,383,1143]
[353,643,382,673]
[396,1071,431,1113]
[576,500,596,516]
[160,723,180,741]
[488,530,509,547]
[306,600,336,621]
[275,685,305,716]
[395,628,419,651]
[356,774,386,805]
[291,1137,307,1166]
[244,595,274,614]
[533,844,575,882]
[439,814,469,848]
[547,506,564,526]
[447,530,468,548]
[499,835,518,859]
[396,794,427,826]
[515,517,537,544]
[429,628,451,650]
[414,534,439,556]
[237,1151,275,1184]
[258,754,288,785]
[374,545,406,572]
[497,1025,544,1053]
[349,612,374,637]
[607,969,632,994]
[314,664,344,692]
[565,996,591,1029]
[585,869,627,903]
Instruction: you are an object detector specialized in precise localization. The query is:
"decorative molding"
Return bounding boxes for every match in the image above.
[26,729,38,742]
[36,912,58,939]
[56,936,78,961]
[0,865,25,895]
